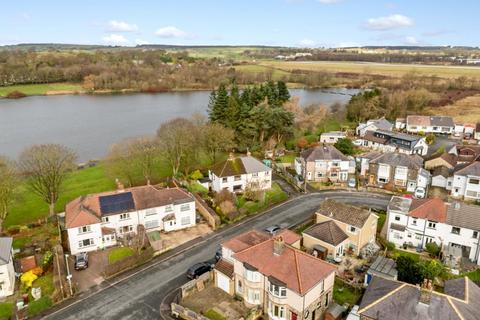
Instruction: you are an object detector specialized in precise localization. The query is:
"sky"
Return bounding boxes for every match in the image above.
[1,0,479,48]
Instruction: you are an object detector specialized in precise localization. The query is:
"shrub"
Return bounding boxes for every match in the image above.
[31,267,44,276]
[426,133,435,145]
[396,256,423,285]
[7,225,20,235]
[425,242,441,257]
[214,189,234,205]
[334,138,355,155]
[5,90,26,99]
[42,251,53,269]
[21,271,38,288]
[189,170,203,181]
[219,200,236,216]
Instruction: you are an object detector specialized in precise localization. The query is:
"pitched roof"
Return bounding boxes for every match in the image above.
[359,277,480,320]
[368,256,398,279]
[454,161,480,177]
[211,156,271,178]
[303,221,349,246]
[222,230,299,253]
[215,258,234,278]
[432,166,451,178]
[300,145,349,162]
[456,145,480,163]
[370,152,423,170]
[317,199,373,228]
[426,152,458,168]
[446,202,480,231]
[65,186,194,229]
[232,238,336,295]
[407,115,454,128]
[371,118,394,131]
[0,238,12,265]
[276,229,302,245]
[408,198,447,223]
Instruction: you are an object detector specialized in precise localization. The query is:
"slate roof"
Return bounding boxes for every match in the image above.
[372,118,394,131]
[408,198,447,223]
[368,256,397,279]
[0,238,12,265]
[211,156,271,178]
[300,145,349,162]
[370,152,424,170]
[359,277,480,320]
[426,152,458,168]
[454,161,480,177]
[456,145,480,163]
[388,196,412,214]
[446,202,480,231]
[232,237,336,295]
[65,186,194,228]
[317,199,373,228]
[432,166,451,178]
[303,221,349,246]
[407,115,455,128]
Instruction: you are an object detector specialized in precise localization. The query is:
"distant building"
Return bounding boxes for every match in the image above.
[360,130,428,156]
[319,131,346,144]
[406,115,455,135]
[295,145,355,182]
[209,154,272,193]
[356,117,393,137]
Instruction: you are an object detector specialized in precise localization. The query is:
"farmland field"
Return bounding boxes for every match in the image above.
[0,83,83,97]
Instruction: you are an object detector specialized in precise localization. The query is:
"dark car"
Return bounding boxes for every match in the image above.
[264,225,281,235]
[186,262,212,279]
[215,247,222,261]
[74,252,89,270]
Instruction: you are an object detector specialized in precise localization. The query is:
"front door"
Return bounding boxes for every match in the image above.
[291,311,297,320]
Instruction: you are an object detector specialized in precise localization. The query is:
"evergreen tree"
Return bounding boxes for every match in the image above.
[277,81,290,103]
[208,84,229,124]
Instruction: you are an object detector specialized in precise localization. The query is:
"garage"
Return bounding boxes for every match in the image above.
[216,271,230,293]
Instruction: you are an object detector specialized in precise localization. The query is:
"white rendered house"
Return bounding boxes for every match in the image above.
[0,238,15,297]
[451,162,480,200]
[65,185,196,255]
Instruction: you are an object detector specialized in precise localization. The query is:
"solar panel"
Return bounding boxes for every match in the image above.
[99,192,135,215]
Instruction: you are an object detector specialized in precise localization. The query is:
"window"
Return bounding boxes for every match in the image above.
[145,208,156,216]
[144,220,159,229]
[451,227,461,235]
[330,173,338,177]
[427,221,437,229]
[269,283,287,297]
[78,225,91,234]
[412,219,417,226]
[119,225,134,234]
[245,269,261,283]
[165,205,173,212]
[394,232,402,240]
[222,177,228,183]
[378,177,388,183]
[78,238,94,248]
[252,172,258,177]
[395,216,401,221]
[246,289,261,304]
[180,204,190,212]
[234,175,241,181]
[325,292,330,307]
[473,231,478,239]
[237,280,243,293]
[415,234,422,240]
[180,216,191,226]
[469,178,480,185]
[119,213,130,220]
[317,172,324,178]
[101,217,109,223]
[268,302,286,319]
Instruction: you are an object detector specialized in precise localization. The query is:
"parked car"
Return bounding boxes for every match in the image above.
[348,178,356,188]
[353,139,363,146]
[74,252,89,270]
[215,247,222,261]
[186,262,212,279]
[264,225,281,235]
[414,187,426,199]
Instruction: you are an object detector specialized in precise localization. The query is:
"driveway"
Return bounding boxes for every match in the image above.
[67,251,108,293]
[43,191,391,320]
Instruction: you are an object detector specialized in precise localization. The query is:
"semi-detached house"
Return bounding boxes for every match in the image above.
[386,196,480,266]
[451,161,480,200]
[214,229,336,320]
[406,115,455,135]
[65,185,196,255]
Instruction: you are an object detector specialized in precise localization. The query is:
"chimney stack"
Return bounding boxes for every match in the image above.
[419,279,432,306]
[273,236,285,256]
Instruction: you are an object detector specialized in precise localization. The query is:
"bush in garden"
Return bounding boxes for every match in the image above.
[42,251,53,268]
[21,271,38,288]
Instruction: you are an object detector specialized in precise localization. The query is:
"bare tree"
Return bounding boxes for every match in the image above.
[156,118,196,176]
[19,144,77,217]
[130,137,159,184]
[201,123,235,163]
[0,156,17,231]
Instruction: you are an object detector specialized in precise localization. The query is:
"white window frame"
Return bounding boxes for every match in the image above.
[269,283,287,298]
[180,204,190,212]
[119,213,130,220]
[78,225,91,234]
[78,238,94,248]
[180,216,191,226]
[245,269,261,283]
[101,216,109,224]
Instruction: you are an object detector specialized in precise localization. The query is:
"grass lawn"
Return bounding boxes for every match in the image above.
[5,163,116,228]
[28,296,53,316]
[375,210,387,233]
[32,274,55,297]
[391,248,421,261]
[204,309,226,320]
[333,279,362,306]
[276,153,297,164]
[463,269,480,282]
[109,247,135,264]
[0,83,83,97]
[13,236,33,250]
[0,302,13,320]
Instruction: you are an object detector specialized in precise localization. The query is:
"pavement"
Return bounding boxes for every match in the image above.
[42,191,392,320]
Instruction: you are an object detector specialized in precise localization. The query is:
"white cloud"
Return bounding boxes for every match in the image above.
[135,39,150,45]
[155,26,189,38]
[107,20,138,32]
[298,38,316,47]
[317,0,342,3]
[102,34,129,45]
[404,36,419,45]
[365,14,414,30]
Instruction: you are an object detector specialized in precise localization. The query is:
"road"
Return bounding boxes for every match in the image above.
[44,191,391,320]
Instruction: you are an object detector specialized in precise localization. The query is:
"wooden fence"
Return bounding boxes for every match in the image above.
[193,193,220,230]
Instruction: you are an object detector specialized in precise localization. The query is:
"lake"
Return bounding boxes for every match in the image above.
[0,88,359,161]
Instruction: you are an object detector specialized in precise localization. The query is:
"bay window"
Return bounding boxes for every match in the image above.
[269,283,287,297]
[245,269,261,283]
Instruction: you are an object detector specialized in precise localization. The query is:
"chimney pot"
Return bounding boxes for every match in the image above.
[273,236,285,256]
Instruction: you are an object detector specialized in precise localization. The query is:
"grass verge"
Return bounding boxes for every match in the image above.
[0,83,83,97]
[109,247,135,264]
[204,309,226,320]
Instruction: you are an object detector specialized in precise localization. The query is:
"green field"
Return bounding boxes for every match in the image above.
[0,83,83,97]
[258,60,480,79]
[5,164,116,227]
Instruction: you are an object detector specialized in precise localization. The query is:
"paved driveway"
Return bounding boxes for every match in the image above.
[67,251,108,293]
[44,191,391,320]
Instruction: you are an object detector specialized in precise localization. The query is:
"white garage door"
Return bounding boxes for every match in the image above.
[216,272,230,293]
